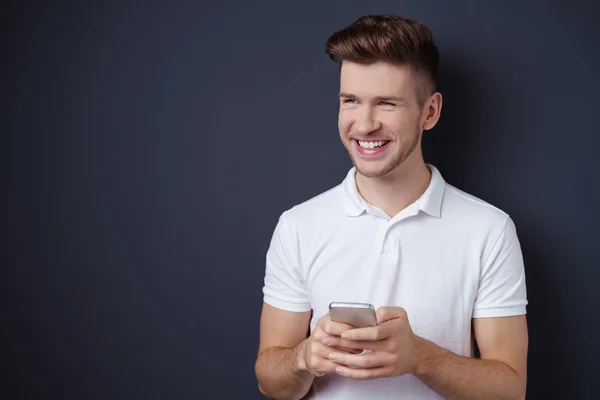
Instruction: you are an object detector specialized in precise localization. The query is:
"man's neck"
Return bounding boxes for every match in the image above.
[355,160,432,218]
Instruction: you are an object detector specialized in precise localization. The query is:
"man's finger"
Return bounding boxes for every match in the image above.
[322,337,383,351]
[308,357,343,377]
[320,340,363,354]
[327,351,388,369]
[335,346,364,354]
[321,318,356,337]
[334,365,391,380]
[341,324,393,341]
[376,306,407,324]
[332,347,363,354]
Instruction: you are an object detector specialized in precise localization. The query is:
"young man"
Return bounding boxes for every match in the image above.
[255,14,528,400]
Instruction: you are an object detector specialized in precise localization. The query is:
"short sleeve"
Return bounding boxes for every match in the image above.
[473,216,528,318]
[262,213,311,312]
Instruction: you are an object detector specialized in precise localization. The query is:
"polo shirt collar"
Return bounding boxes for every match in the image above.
[417,164,445,218]
[342,164,445,218]
[342,167,367,217]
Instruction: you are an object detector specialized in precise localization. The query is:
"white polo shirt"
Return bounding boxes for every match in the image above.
[262,164,528,400]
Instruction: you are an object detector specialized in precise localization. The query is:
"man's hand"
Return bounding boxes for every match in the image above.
[320,306,420,380]
[299,312,363,377]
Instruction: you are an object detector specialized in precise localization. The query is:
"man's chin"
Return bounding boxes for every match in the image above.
[354,163,394,179]
[347,149,402,178]
[357,170,388,179]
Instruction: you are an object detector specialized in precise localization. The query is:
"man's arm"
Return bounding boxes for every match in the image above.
[415,216,529,399]
[414,314,528,400]
[323,308,527,400]
[326,216,528,398]
[254,303,314,400]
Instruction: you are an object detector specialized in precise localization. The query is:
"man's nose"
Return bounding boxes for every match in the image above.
[354,107,381,134]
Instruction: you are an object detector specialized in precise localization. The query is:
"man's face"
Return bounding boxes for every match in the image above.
[338,61,426,178]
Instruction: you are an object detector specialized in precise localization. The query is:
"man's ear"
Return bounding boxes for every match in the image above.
[421,92,443,131]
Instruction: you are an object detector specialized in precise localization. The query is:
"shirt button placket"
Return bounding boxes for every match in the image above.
[381,222,394,255]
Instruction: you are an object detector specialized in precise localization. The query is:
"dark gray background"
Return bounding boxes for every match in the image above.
[4,1,599,399]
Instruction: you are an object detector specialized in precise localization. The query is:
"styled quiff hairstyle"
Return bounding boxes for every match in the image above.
[325,14,439,107]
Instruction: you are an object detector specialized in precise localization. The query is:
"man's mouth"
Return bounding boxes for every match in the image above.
[356,140,390,149]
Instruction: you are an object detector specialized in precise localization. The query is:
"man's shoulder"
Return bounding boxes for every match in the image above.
[442,182,511,228]
[280,182,345,224]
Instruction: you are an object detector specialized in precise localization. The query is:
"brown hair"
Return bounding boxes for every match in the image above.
[325,14,439,106]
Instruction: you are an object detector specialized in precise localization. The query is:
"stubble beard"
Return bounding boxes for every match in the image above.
[347,125,422,178]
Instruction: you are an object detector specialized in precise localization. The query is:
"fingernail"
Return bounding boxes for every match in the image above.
[341,332,351,340]
[322,338,333,346]
[328,353,337,361]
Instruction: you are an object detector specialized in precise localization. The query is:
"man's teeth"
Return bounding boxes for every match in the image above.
[358,140,388,149]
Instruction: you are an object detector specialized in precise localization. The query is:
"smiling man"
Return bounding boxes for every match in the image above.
[255,14,528,400]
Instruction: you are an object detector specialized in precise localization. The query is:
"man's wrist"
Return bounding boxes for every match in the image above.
[412,335,436,377]
[294,339,308,373]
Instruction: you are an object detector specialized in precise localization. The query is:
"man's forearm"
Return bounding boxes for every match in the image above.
[414,337,526,400]
[255,340,314,400]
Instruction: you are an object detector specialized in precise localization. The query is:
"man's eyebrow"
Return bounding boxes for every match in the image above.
[338,92,406,102]
[375,95,406,102]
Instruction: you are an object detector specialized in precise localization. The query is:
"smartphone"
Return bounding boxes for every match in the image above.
[329,302,377,328]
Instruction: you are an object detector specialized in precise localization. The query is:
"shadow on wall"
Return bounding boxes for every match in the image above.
[517,226,572,399]
[421,62,475,187]
[423,59,570,398]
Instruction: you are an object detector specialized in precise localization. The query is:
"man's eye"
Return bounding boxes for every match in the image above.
[343,99,357,103]
[380,101,396,106]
